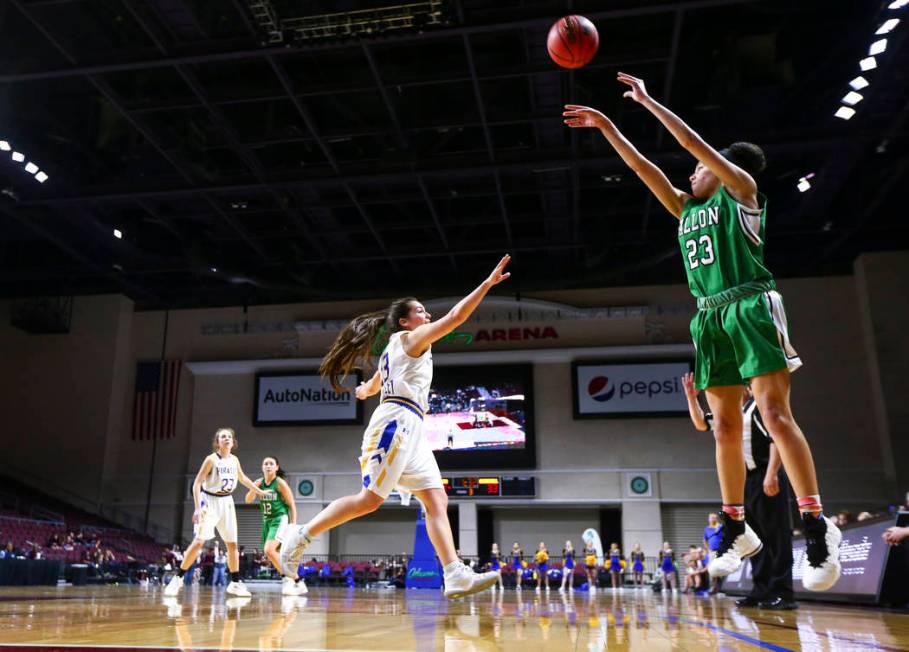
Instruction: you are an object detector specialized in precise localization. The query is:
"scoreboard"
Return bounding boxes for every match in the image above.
[442,476,535,498]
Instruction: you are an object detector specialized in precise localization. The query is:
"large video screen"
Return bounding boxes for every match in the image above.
[428,364,535,470]
[723,516,894,603]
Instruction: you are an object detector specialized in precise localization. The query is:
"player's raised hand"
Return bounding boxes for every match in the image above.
[486,254,512,286]
[681,372,698,397]
[617,72,650,103]
[563,105,612,129]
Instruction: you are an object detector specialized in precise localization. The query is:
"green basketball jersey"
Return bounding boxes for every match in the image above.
[259,477,289,521]
[677,186,773,298]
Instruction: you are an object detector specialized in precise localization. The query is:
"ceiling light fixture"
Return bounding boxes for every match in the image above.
[834,106,856,120]
[876,18,900,34]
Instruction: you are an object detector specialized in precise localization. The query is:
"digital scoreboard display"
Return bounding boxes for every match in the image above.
[441,476,535,498]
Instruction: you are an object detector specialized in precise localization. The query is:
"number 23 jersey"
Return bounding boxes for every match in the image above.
[678,185,773,298]
[203,453,238,495]
[378,331,433,412]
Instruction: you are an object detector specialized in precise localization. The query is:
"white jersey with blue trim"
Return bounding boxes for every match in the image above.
[202,453,239,495]
[378,331,433,412]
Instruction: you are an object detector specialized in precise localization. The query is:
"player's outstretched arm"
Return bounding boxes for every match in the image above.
[682,372,710,431]
[237,459,269,496]
[245,478,263,504]
[355,370,381,401]
[403,254,511,356]
[563,104,688,218]
[277,477,297,524]
[617,72,757,203]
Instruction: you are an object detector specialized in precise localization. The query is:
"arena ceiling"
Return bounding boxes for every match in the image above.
[1,0,907,309]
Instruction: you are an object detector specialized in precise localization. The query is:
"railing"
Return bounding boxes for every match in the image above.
[0,514,65,527]
[31,506,65,522]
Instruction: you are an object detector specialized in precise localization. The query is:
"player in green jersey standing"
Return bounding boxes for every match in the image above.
[563,72,841,592]
[246,456,307,595]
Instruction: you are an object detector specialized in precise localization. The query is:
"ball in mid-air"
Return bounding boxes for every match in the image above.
[547,15,599,69]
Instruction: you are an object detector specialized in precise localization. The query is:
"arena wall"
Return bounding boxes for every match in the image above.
[2,251,904,555]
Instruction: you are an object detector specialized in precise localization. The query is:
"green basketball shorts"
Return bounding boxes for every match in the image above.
[691,289,802,389]
[262,514,288,546]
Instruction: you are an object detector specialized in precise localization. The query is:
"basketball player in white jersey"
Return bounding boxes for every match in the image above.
[281,255,512,598]
[164,427,267,598]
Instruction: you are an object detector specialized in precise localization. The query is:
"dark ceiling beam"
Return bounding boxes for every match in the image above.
[462,32,513,248]
[8,0,279,269]
[0,0,753,83]
[642,7,685,238]
[0,206,154,300]
[416,177,457,272]
[360,40,407,151]
[266,54,398,272]
[123,55,670,115]
[21,135,842,207]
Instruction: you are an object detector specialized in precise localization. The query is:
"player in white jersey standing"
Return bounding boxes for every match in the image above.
[281,255,512,598]
[165,427,267,598]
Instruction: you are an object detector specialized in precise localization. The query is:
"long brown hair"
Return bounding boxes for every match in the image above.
[319,297,417,392]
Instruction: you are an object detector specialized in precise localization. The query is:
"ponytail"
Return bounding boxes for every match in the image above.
[320,298,417,393]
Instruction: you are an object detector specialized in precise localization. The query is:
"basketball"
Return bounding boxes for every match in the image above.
[547,15,599,69]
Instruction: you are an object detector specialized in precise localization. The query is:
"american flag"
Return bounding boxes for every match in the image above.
[132,360,182,440]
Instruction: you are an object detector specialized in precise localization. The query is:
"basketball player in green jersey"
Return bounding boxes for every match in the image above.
[563,72,841,591]
[245,456,306,595]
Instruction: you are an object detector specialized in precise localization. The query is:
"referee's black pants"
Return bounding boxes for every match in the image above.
[745,466,794,601]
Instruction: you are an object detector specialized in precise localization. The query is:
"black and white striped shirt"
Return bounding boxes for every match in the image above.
[705,398,771,471]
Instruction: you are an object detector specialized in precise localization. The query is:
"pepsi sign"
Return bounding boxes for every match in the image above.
[573,360,691,418]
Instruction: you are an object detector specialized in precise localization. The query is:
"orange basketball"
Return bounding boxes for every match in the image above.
[547,15,599,69]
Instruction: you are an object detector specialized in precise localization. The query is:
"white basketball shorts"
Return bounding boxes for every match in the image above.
[195,492,238,543]
[359,399,443,500]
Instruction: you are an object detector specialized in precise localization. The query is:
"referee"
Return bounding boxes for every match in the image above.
[682,373,796,610]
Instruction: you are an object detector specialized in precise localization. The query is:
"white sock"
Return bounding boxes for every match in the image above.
[443,561,461,575]
[300,525,312,543]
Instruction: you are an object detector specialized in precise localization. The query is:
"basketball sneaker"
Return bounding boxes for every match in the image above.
[282,576,308,596]
[708,517,762,578]
[162,596,181,618]
[801,513,842,591]
[226,580,252,597]
[163,574,183,597]
[443,564,501,599]
[279,525,312,580]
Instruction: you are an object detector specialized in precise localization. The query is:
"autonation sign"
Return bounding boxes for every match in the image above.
[573,361,691,418]
[254,372,361,426]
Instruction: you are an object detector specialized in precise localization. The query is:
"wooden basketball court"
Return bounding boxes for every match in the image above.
[0,585,907,651]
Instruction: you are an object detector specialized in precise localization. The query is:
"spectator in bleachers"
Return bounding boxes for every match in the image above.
[835,511,853,528]
[201,546,214,584]
[212,545,227,587]
[684,546,702,593]
[1,541,19,558]
[239,545,249,579]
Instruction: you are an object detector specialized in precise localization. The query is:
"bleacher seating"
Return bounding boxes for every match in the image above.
[0,477,162,565]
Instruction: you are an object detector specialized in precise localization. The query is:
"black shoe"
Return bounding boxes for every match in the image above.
[735,596,762,607]
[758,597,798,610]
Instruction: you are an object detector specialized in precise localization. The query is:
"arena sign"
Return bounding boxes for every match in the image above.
[572,360,691,418]
[254,371,362,426]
